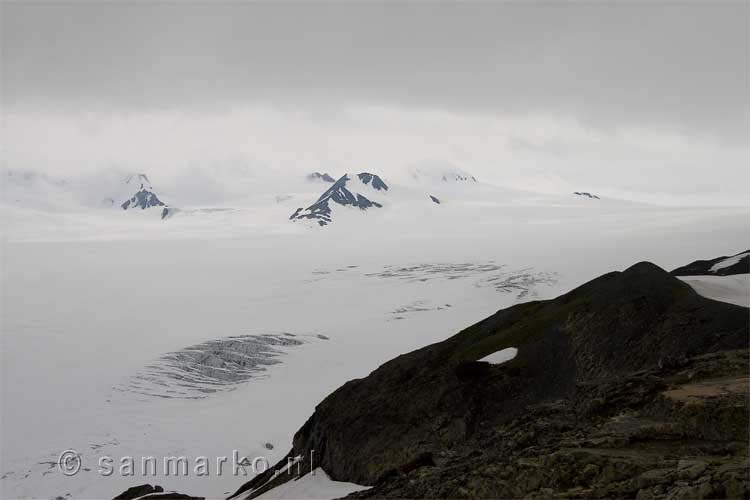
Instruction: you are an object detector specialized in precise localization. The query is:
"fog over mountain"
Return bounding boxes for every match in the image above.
[2,2,749,206]
[2,4,750,500]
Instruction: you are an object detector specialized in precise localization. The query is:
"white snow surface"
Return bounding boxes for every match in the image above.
[124,173,154,192]
[479,347,518,365]
[709,251,750,272]
[407,163,477,184]
[249,468,368,500]
[2,176,750,499]
[678,274,750,307]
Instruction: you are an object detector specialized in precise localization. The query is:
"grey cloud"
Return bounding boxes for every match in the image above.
[2,2,748,140]
[507,137,573,157]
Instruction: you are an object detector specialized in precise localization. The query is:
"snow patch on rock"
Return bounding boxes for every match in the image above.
[710,252,750,273]
[479,347,518,365]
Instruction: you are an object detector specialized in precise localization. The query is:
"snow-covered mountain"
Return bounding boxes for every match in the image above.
[1,169,81,210]
[290,172,389,226]
[4,166,750,499]
[116,174,172,219]
[408,165,477,183]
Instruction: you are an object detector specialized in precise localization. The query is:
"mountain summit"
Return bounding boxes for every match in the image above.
[290,172,388,226]
[118,174,171,219]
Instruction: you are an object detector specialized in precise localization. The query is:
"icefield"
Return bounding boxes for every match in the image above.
[2,173,749,499]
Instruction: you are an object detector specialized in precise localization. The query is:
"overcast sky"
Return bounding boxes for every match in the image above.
[2,2,749,204]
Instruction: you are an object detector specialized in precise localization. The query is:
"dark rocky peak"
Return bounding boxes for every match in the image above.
[429,195,441,204]
[118,173,172,219]
[306,172,336,183]
[121,189,165,211]
[290,172,387,226]
[574,191,600,199]
[671,249,749,277]
[357,172,389,191]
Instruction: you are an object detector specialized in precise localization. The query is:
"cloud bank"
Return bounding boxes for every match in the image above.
[2,2,748,205]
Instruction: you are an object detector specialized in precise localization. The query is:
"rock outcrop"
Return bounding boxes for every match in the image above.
[574,191,600,199]
[232,262,749,499]
[671,250,749,276]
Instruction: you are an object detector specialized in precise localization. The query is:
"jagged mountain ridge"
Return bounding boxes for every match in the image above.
[290,172,389,226]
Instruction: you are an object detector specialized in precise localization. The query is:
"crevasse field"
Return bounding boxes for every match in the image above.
[1,176,748,499]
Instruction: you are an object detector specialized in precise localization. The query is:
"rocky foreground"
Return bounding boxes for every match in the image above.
[114,261,748,500]
[229,262,748,500]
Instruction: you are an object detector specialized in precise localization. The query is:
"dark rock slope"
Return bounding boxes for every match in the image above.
[233,262,749,499]
[671,250,749,276]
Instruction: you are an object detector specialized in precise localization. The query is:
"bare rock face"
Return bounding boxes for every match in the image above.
[671,250,750,276]
[233,262,748,500]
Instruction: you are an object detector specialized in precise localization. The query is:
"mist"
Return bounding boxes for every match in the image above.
[3,2,749,205]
